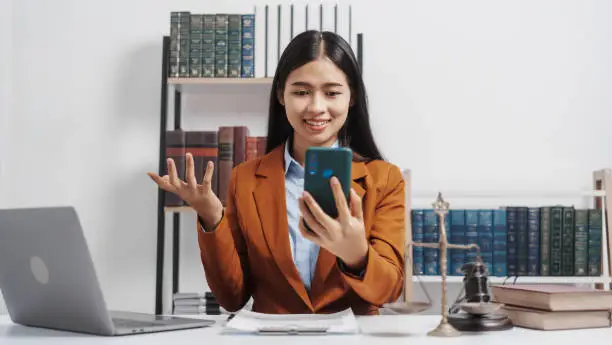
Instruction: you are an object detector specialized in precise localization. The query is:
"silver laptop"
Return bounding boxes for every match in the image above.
[0,206,215,336]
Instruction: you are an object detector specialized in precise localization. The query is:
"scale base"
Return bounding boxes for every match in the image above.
[448,312,513,332]
[427,321,461,337]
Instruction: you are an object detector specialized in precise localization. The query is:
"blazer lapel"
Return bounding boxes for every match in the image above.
[253,144,313,310]
[311,160,368,306]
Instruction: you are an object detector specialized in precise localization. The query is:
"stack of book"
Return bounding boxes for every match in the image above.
[172,292,227,315]
[491,284,612,330]
[163,126,267,208]
[411,207,603,278]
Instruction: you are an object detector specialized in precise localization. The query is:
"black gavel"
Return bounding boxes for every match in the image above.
[461,261,491,303]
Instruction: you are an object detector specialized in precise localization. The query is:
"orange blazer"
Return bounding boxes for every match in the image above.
[197,143,405,315]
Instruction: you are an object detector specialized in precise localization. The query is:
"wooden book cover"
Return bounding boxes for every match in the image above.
[503,305,611,330]
[491,284,612,311]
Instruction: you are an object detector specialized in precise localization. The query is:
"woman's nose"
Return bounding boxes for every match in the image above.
[307,93,325,113]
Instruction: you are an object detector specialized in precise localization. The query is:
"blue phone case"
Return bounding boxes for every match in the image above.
[304,147,353,218]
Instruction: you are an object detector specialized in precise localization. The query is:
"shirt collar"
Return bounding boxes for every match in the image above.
[283,139,340,176]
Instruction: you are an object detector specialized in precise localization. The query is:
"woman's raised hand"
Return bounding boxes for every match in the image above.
[147,153,223,229]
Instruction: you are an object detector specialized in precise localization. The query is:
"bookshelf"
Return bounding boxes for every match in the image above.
[154,32,366,315]
[167,77,273,93]
[402,169,612,302]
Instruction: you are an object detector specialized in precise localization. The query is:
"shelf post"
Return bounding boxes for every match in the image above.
[155,36,171,315]
[172,88,182,297]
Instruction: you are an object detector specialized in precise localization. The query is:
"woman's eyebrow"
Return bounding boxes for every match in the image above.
[290,81,344,87]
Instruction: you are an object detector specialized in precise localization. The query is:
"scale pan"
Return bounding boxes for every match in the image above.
[382,301,432,314]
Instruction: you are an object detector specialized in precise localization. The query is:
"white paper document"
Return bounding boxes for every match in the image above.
[224,308,359,335]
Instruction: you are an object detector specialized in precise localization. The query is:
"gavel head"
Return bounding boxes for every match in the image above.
[461,261,491,303]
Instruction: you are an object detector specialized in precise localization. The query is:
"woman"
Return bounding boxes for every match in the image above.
[148,31,405,315]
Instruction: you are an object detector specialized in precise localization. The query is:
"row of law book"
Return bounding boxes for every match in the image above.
[172,292,228,315]
[168,2,356,79]
[164,126,267,207]
[412,206,604,277]
[491,284,612,330]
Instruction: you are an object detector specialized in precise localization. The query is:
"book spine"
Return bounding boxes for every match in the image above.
[449,209,466,276]
[574,209,589,276]
[526,207,540,276]
[412,210,425,275]
[217,127,234,205]
[214,14,229,77]
[245,136,258,161]
[550,206,563,276]
[423,209,439,275]
[169,11,191,78]
[189,14,203,77]
[477,210,494,275]
[561,207,575,276]
[587,209,602,276]
[241,14,255,78]
[256,136,267,156]
[232,126,249,166]
[465,210,479,265]
[202,15,215,78]
[227,14,242,78]
[506,207,518,276]
[492,209,507,277]
[539,207,551,276]
[516,207,528,276]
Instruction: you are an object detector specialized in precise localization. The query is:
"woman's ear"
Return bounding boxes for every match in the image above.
[277,88,285,106]
[349,89,355,107]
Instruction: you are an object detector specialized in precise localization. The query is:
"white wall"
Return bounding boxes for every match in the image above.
[2,0,612,316]
[0,0,13,315]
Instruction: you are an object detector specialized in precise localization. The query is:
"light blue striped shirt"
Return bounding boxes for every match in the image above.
[284,140,340,290]
[283,142,320,291]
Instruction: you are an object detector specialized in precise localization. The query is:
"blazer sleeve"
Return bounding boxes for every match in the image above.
[197,167,251,312]
[339,165,405,306]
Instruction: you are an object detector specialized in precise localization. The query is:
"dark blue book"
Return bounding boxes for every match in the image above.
[449,210,466,276]
[240,14,254,77]
[492,209,507,277]
[477,210,494,275]
[423,209,439,275]
[527,207,540,276]
[411,209,425,275]
[587,209,602,276]
[516,207,529,275]
[465,210,479,265]
[506,207,518,276]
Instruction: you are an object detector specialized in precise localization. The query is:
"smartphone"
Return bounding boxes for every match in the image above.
[304,146,353,218]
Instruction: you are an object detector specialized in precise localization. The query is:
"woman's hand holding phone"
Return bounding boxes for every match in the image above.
[147,153,224,230]
[298,176,368,271]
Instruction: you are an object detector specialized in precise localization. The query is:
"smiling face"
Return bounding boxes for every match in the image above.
[278,55,353,156]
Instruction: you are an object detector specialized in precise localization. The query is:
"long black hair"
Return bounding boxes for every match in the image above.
[265,30,384,162]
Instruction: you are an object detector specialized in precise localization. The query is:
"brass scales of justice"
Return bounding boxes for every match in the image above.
[383,192,513,336]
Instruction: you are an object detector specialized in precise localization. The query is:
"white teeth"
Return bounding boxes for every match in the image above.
[305,120,329,126]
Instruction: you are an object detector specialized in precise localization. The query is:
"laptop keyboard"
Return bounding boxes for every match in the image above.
[112,317,165,329]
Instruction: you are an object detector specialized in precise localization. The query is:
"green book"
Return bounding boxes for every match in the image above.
[573,209,589,276]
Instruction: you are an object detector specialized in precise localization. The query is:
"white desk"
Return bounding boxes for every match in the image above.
[1,314,611,344]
